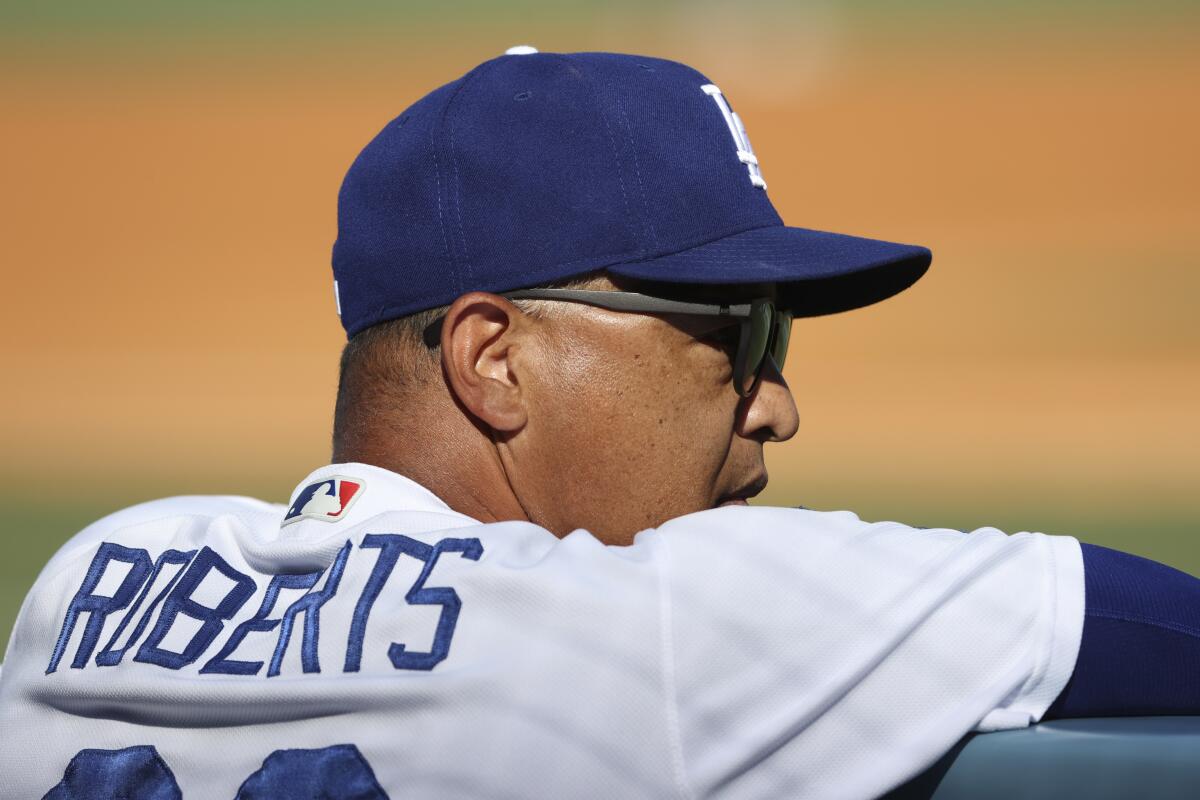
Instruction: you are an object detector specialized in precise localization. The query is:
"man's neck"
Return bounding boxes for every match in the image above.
[336,425,529,527]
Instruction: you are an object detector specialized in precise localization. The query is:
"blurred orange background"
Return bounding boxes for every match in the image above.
[2,2,1197,645]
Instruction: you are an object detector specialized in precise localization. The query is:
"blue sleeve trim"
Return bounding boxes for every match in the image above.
[1046,543,1200,719]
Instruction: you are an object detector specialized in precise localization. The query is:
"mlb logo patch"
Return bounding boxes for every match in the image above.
[283,477,364,526]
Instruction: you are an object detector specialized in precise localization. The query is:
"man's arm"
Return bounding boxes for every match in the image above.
[1046,543,1200,718]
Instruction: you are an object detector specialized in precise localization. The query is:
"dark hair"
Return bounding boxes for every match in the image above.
[331,273,607,458]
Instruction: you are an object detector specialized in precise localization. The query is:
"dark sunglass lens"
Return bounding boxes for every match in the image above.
[771,312,792,370]
[739,302,774,394]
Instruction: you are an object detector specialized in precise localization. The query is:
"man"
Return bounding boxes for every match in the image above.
[2,48,1198,799]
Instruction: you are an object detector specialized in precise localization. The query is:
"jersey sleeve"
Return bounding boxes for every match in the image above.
[648,506,1084,799]
[1047,543,1200,718]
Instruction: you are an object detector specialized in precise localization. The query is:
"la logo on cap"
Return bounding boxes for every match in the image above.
[283,477,364,526]
[702,84,766,189]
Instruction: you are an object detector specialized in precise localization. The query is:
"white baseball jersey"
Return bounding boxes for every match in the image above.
[0,463,1084,799]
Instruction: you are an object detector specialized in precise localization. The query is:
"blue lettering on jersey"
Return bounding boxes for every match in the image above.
[199,571,323,676]
[47,543,154,674]
[345,535,484,672]
[96,549,197,667]
[48,535,483,678]
[267,541,352,676]
[135,547,257,670]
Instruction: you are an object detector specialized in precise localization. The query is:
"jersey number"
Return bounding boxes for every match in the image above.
[44,744,388,799]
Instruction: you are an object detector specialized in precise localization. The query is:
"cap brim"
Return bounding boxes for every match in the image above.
[606,224,931,317]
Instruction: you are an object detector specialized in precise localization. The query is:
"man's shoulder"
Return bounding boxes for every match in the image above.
[39,495,285,579]
[75,494,283,538]
[95,494,282,524]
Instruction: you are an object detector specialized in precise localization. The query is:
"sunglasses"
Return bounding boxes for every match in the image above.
[503,288,792,397]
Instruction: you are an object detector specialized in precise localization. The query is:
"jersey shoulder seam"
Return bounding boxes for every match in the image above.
[654,533,696,800]
[1085,608,1200,640]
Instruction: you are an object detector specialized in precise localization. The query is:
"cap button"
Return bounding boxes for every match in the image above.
[505,45,538,55]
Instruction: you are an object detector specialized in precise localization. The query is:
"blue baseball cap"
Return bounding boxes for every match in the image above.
[332,47,931,338]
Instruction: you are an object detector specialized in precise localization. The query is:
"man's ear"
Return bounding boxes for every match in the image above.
[439,292,530,433]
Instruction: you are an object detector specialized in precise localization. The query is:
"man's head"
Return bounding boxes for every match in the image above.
[329,48,931,543]
[333,272,799,544]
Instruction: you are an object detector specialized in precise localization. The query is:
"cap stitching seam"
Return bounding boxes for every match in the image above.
[444,64,494,288]
[625,220,782,265]
[555,53,641,258]
[612,90,658,250]
[428,100,456,293]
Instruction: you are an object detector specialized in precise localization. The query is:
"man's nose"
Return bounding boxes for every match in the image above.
[736,356,800,442]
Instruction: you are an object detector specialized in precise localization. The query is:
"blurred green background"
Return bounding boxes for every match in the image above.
[2,1,1197,652]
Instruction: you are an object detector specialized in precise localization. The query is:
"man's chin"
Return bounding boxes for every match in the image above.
[716,498,750,508]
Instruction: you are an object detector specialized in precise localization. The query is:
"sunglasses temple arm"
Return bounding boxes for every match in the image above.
[503,289,752,317]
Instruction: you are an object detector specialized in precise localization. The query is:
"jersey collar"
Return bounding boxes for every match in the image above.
[283,462,480,532]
